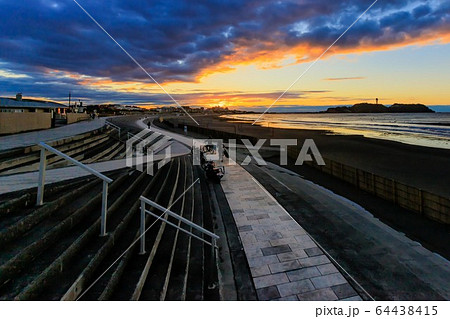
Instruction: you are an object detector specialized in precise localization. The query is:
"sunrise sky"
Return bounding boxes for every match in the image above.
[0,0,449,111]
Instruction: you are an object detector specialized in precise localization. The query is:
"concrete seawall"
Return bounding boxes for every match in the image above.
[292,153,450,225]
[0,112,51,135]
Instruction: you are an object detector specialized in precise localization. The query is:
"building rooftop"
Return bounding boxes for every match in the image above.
[0,94,67,109]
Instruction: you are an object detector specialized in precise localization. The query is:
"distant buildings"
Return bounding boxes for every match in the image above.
[155,105,230,114]
[85,103,145,115]
[0,93,70,134]
[0,93,67,114]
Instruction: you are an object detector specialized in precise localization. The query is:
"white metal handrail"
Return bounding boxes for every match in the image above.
[127,132,143,141]
[105,120,121,137]
[127,131,155,144]
[139,195,219,255]
[36,142,113,236]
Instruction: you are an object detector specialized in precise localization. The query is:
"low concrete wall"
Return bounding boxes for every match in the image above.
[0,112,51,135]
[66,113,90,124]
[287,145,450,225]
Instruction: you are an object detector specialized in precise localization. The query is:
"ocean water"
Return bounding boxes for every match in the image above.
[222,113,450,149]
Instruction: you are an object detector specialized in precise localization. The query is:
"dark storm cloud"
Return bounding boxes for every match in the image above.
[0,0,448,102]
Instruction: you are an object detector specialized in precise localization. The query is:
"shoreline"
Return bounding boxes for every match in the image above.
[221,113,450,150]
[168,115,450,199]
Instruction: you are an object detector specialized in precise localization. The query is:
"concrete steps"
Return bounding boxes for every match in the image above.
[0,128,128,176]
[0,169,129,300]
[0,128,107,174]
[0,153,221,300]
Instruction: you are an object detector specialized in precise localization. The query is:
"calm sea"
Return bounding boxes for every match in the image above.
[222,113,450,149]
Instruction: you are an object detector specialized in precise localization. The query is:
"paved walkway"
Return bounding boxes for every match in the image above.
[136,118,195,147]
[0,118,107,152]
[221,162,363,301]
[243,160,450,300]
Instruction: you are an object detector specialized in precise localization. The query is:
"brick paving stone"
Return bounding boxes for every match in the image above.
[240,219,262,226]
[269,237,298,246]
[285,223,302,230]
[238,225,253,232]
[331,283,358,299]
[286,266,322,282]
[251,265,271,277]
[244,208,267,214]
[317,263,339,275]
[273,295,299,301]
[261,244,292,256]
[269,260,302,274]
[300,255,330,267]
[277,249,308,262]
[289,241,317,250]
[244,248,263,258]
[305,247,323,257]
[258,218,281,225]
[280,229,307,237]
[257,286,280,300]
[256,231,283,241]
[240,233,257,243]
[254,273,289,289]
[247,214,270,220]
[277,279,315,297]
[311,273,347,289]
[252,196,266,201]
[244,240,272,249]
[248,255,280,268]
[298,288,339,301]
[296,234,315,244]
[233,213,247,219]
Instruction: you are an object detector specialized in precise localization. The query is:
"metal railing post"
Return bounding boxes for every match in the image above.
[140,200,146,254]
[100,180,108,237]
[36,142,113,236]
[105,120,121,139]
[138,196,220,286]
[36,148,47,206]
[208,238,217,289]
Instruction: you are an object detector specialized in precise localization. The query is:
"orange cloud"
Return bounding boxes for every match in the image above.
[323,77,366,81]
[197,28,450,81]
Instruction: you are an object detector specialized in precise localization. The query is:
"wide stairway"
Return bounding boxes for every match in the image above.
[0,125,221,300]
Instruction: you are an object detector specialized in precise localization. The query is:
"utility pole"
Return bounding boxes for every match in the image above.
[69,92,71,107]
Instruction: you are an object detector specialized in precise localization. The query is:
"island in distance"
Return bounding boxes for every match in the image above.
[324,103,435,113]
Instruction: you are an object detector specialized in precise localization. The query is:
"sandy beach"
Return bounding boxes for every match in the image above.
[167,115,450,199]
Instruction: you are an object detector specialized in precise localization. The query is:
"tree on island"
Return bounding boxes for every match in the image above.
[324,103,434,113]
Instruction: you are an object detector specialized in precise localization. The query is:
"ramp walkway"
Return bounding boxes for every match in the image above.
[0,118,107,151]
